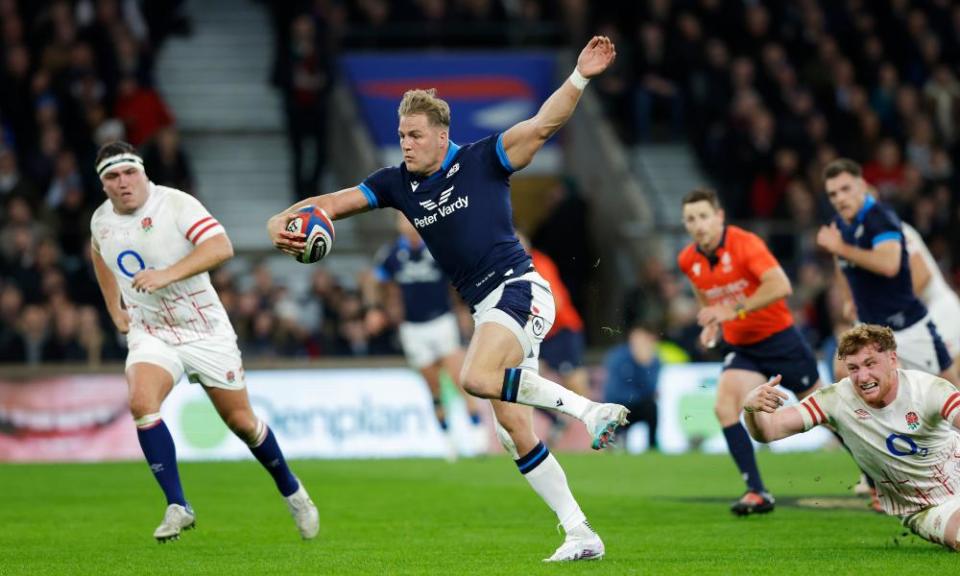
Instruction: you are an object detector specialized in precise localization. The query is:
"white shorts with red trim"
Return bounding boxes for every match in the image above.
[126,328,245,390]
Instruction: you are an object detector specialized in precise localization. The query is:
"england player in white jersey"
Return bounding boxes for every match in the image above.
[742,324,960,550]
[90,141,318,542]
[902,222,960,360]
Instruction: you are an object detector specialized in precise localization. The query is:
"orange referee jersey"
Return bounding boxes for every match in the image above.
[531,249,584,335]
[677,225,793,346]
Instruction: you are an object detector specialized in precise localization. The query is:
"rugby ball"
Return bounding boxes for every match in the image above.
[286,206,335,264]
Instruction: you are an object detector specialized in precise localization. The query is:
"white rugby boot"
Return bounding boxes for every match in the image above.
[544,522,605,562]
[153,503,195,542]
[581,403,630,450]
[284,481,319,540]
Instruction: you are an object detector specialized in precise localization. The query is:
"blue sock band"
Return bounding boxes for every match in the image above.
[432,398,448,430]
[501,368,521,403]
[515,441,550,475]
[250,427,300,497]
[137,420,187,506]
[722,423,765,493]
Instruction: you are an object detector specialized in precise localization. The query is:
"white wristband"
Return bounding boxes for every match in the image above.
[568,67,590,91]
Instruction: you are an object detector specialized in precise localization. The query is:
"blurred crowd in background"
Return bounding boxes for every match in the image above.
[595,0,960,353]
[3,0,960,390]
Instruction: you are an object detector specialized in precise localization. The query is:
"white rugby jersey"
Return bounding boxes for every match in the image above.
[798,369,960,516]
[90,183,234,345]
[902,223,960,315]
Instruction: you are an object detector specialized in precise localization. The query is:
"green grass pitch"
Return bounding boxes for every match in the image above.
[1,451,956,575]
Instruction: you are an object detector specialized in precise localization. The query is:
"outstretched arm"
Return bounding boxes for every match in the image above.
[500,35,616,171]
[742,376,808,442]
[267,187,371,257]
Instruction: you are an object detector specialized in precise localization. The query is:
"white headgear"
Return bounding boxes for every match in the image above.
[96,152,144,177]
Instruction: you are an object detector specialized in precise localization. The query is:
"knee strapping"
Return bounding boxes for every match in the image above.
[247,419,267,447]
[134,413,162,429]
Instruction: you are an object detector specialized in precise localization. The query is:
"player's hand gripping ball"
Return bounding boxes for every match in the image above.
[286,206,335,264]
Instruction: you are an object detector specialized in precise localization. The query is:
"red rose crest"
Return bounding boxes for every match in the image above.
[905,411,920,431]
[141,217,153,232]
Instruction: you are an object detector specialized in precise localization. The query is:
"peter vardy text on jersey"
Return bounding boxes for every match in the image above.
[413,196,469,229]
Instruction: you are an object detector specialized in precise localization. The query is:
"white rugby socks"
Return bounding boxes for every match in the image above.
[502,368,592,419]
[516,442,587,532]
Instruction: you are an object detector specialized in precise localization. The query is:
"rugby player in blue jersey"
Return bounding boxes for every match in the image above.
[817,158,958,385]
[371,214,488,459]
[267,36,627,562]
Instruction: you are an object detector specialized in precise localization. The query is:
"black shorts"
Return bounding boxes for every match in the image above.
[540,328,585,375]
[722,326,819,395]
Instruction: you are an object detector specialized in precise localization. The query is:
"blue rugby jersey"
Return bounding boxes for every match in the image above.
[375,236,452,323]
[358,134,532,306]
[834,195,927,329]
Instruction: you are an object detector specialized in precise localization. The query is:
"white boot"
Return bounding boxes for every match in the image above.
[284,481,320,540]
[543,521,605,562]
[581,403,630,449]
[153,504,195,542]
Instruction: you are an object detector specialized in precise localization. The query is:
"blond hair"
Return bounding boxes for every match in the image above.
[397,89,450,128]
[837,324,897,359]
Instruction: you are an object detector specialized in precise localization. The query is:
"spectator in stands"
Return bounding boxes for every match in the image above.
[862,138,905,201]
[141,126,194,195]
[602,324,660,451]
[276,14,332,200]
[42,301,85,362]
[76,303,111,364]
[0,282,23,362]
[0,147,38,200]
[924,64,960,146]
[299,266,342,356]
[13,304,50,365]
[633,23,682,142]
[113,75,173,146]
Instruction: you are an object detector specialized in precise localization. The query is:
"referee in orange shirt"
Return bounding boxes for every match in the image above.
[678,188,823,516]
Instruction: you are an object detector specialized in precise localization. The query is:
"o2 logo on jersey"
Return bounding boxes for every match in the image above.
[117,250,147,278]
[885,433,929,458]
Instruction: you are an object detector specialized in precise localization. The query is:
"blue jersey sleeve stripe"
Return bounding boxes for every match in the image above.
[358,183,378,209]
[495,134,515,173]
[872,231,902,246]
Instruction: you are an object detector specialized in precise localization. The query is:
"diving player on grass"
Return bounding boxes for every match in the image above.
[268,36,628,562]
[743,324,960,550]
[89,141,318,542]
